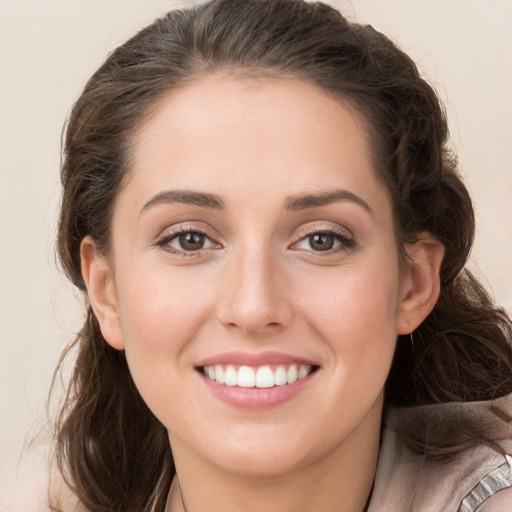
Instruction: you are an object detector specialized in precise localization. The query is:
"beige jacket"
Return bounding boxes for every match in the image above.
[368,396,512,511]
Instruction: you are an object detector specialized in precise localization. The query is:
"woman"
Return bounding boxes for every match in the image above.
[49,0,512,510]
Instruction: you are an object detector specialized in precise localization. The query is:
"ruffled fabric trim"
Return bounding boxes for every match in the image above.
[458,454,512,512]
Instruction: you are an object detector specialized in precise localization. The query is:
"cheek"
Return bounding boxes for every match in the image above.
[113,266,216,407]
[297,256,401,379]
[116,263,216,345]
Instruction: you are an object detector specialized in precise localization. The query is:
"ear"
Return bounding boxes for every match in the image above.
[396,234,445,335]
[80,236,125,350]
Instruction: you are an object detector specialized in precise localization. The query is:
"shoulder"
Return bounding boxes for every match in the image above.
[478,487,512,512]
[371,395,512,512]
[459,454,512,512]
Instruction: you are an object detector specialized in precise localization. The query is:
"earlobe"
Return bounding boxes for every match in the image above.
[396,234,445,335]
[80,236,125,350]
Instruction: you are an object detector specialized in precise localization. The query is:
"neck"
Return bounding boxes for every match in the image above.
[167,397,382,512]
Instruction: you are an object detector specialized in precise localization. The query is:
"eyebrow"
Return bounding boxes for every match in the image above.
[140,190,225,214]
[285,189,374,216]
[140,188,373,216]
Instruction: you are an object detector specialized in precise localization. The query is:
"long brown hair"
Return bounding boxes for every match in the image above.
[52,1,512,510]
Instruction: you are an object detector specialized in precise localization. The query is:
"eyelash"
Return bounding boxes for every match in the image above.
[290,227,355,254]
[154,225,219,257]
[154,225,355,256]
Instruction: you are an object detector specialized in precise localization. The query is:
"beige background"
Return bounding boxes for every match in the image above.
[1,0,511,505]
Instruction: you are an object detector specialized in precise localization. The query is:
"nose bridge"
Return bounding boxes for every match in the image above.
[217,238,291,334]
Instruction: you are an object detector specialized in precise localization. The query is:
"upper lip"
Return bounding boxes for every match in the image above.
[196,351,318,368]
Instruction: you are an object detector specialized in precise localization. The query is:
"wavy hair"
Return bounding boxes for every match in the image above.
[52,1,512,510]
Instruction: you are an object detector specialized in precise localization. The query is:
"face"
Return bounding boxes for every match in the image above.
[84,75,435,477]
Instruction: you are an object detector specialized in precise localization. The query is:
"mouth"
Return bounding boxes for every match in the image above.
[199,363,317,388]
[195,351,320,408]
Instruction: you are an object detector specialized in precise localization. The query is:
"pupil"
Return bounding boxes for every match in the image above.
[310,233,334,251]
[180,232,204,250]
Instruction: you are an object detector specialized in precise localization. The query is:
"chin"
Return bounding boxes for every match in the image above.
[188,422,333,478]
[212,445,313,478]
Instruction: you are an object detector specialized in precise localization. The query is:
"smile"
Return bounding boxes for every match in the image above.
[202,364,314,388]
[196,352,319,408]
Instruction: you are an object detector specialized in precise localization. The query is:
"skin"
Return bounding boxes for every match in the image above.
[81,75,444,512]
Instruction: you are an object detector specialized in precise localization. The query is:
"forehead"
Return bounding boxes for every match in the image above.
[124,74,390,215]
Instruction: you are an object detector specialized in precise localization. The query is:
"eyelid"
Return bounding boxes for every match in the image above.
[153,222,222,254]
[292,222,353,241]
[152,221,355,255]
[289,223,356,252]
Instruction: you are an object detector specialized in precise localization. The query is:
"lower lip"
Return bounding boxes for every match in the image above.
[199,371,316,410]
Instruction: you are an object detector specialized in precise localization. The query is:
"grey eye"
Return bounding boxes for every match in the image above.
[177,232,207,251]
[159,228,218,254]
[293,231,349,253]
[308,233,336,251]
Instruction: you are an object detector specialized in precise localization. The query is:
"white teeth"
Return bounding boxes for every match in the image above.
[274,366,287,386]
[238,366,255,388]
[214,364,225,384]
[224,365,237,386]
[298,365,312,380]
[255,366,274,388]
[287,365,298,384]
[203,363,314,388]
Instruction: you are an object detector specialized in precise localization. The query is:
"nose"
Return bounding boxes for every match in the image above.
[216,245,293,337]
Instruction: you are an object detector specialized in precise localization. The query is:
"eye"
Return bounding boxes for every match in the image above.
[295,232,341,252]
[157,230,218,253]
[305,233,338,251]
[292,230,354,253]
[175,232,208,251]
